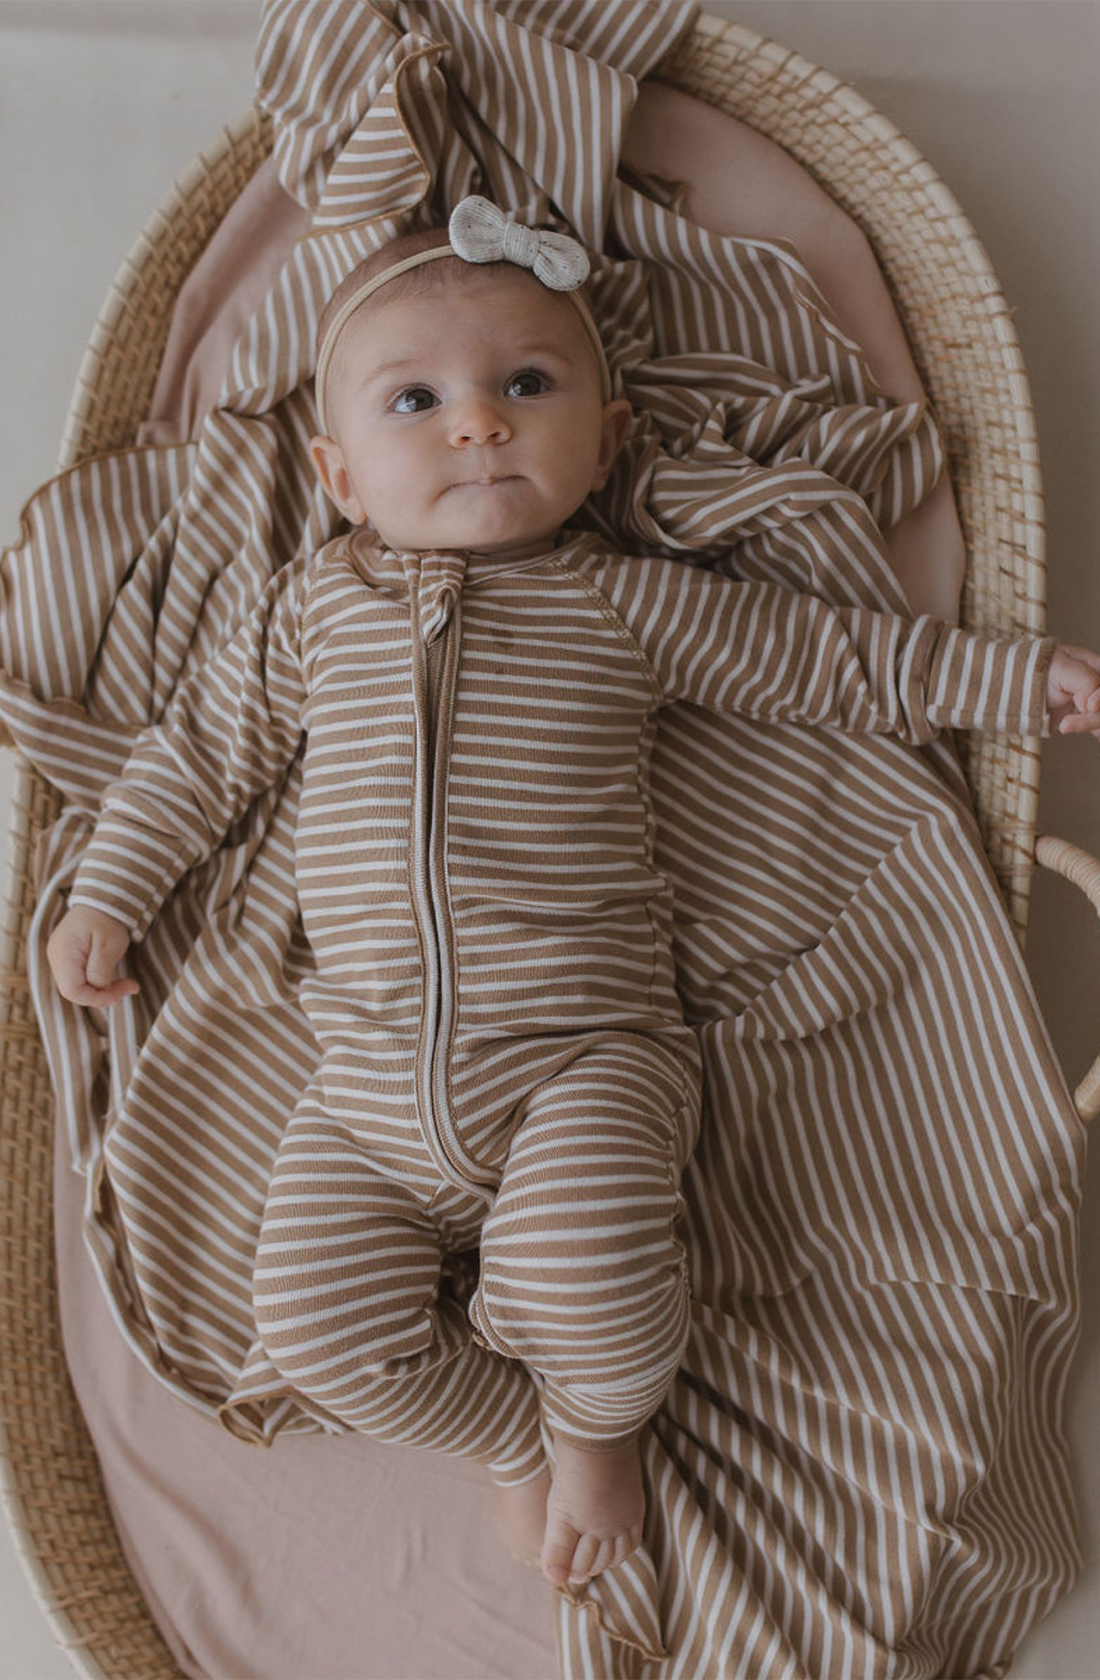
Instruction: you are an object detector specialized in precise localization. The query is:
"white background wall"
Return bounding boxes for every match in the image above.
[0,3,1097,1676]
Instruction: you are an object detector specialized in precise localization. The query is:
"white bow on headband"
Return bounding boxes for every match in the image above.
[448,196,591,291]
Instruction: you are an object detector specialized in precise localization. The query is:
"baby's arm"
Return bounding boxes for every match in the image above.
[48,562,306,1009]
[47,906,137,1008]
[596,556,1061,743]
[1047,645,1100,736]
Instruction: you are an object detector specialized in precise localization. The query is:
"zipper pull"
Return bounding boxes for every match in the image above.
[418,555,466,643]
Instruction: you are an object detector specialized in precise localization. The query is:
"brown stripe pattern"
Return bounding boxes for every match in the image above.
[0,2,1083,1674]
[65,533,1052,1468]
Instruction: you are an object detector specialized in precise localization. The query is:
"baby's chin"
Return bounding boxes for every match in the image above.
[377,513,568,557]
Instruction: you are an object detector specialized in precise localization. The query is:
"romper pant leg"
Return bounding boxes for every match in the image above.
[469,1034,699,1447]
[252,1094,544,1484]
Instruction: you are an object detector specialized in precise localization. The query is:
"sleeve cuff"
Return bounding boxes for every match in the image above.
[71,833,203,940]
[925,627,1054,737]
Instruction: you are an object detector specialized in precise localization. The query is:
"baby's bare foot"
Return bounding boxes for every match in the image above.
[492,1467,551,1567]
[540,1434,644,1590]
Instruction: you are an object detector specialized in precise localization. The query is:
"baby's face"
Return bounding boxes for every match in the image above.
[313,271,629,556]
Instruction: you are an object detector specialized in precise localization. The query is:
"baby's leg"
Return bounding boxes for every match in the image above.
[252,1098,544,1485]
[470,1035,697,1588]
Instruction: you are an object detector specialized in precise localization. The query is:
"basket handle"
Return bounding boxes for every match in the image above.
[1035,834,1100,1121]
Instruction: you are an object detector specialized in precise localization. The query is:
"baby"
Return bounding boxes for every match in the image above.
[48,197,1100,1595]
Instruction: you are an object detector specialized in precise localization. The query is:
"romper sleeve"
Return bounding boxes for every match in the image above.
[69,558,308,939]
[588,556,1055,743]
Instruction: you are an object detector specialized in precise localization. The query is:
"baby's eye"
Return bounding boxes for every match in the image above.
[392,386,437,414]
[505,369,549,399]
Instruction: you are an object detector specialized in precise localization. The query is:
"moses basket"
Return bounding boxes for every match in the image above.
[2,13,1098,1678]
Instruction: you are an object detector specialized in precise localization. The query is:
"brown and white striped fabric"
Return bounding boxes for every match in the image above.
[65,532,1053,1466]
[0,2,1084,1675]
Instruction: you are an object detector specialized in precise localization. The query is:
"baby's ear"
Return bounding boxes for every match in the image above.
[309,435,366,524]
[592,398,633,491]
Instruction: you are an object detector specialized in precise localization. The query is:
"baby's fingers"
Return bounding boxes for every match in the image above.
[1059,713,1100,738]
[1048,646,1100,715]
[47,917,138,1008]
[81,932,139,1006]
[1058,685,1100,737]
[65,975,140,1009]
[49,939,137,1006]
[1055,644,1100,681]
[84,926,126,987]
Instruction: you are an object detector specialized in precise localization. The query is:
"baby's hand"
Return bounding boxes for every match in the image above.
[1047,644,1100,738]
[47,905,138,1008]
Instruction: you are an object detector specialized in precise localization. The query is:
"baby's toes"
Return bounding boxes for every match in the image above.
[570,1532,641,1579]
[541,1515,583,1588]
[566,1532,603,1586]
[609,1523,643,1569]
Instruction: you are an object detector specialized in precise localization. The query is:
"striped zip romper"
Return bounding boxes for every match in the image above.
[70,528,1053,1482]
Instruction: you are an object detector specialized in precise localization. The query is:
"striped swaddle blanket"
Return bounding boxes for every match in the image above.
[0,3,1083,1675]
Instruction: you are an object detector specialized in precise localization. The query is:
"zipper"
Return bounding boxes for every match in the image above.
[410,598,495,1202]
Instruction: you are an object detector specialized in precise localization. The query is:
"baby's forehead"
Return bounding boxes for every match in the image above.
[343,272,589,366]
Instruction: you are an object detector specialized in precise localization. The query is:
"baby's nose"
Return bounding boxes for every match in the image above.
[450,396,511,446]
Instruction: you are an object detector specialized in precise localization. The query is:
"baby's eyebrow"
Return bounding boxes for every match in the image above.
[508,340,572,363]
[361,354,425,384]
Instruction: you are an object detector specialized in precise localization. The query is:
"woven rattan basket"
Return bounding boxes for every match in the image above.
[2,16,1099,1678]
